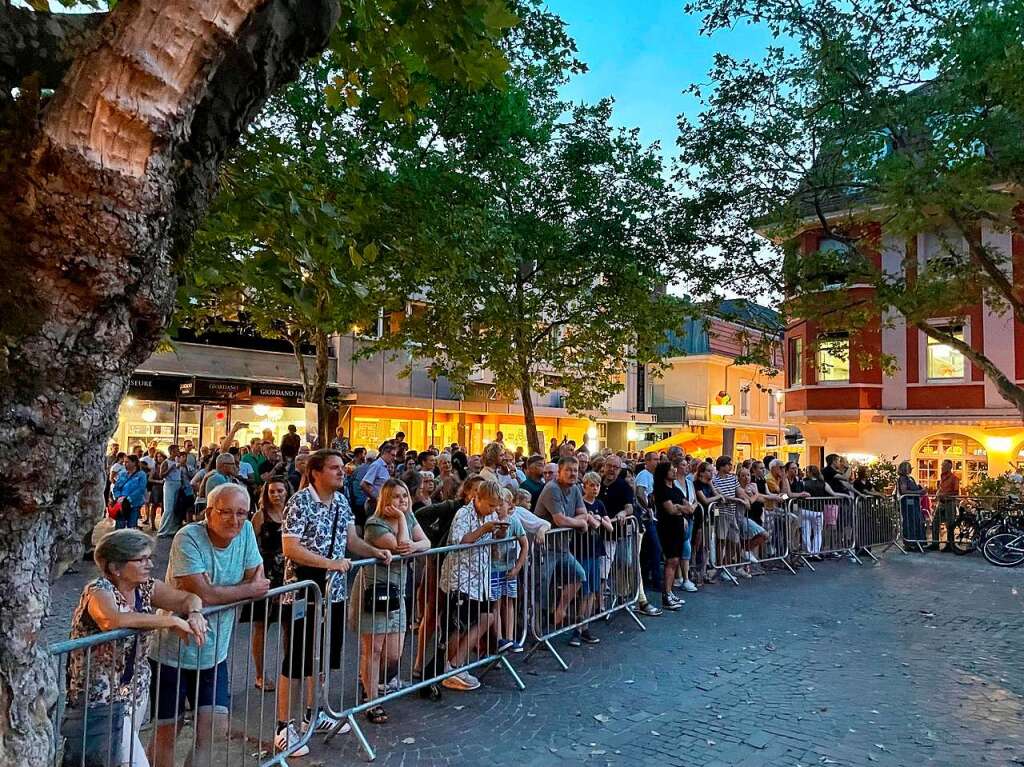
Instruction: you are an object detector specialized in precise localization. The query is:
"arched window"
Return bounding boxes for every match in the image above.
[914,433,987,491]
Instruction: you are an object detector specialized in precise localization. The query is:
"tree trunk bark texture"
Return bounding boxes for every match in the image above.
[519,378,542,456]
[0,2,338,763]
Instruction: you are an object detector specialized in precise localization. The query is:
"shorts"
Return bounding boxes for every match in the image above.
[280,599,346,679]
[490,569,519,599]
[599,541,618,579]
[151,660,230,724]
[579,557,602,596]
[715,510,741,544]
[542,549,587,586]
[739,517,767,541]
[446,591,491,632]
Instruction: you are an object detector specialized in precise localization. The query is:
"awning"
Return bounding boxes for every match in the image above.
[643,431,721,454]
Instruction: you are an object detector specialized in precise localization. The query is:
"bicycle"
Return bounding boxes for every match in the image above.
[982,529,1024,567]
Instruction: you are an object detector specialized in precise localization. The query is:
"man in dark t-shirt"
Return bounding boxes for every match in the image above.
[519,455,546,511]
[598,455,635,521]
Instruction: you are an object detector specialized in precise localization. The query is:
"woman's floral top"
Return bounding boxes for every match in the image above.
[66,578,154,708]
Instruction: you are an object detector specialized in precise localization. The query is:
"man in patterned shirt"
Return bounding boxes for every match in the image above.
[274,449,392,755]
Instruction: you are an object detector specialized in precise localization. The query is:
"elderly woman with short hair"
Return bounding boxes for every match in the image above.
[62,529,206,767]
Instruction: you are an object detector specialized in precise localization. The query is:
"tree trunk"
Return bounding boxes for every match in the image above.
[312,330,332,447]
[519,376,542,456]
[0,2,338,764]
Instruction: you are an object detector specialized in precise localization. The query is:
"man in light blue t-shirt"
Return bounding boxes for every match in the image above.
[149,483,268,767]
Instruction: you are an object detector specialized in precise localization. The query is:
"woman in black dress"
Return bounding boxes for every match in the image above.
[250,476,290,691]
[653,461,689,611]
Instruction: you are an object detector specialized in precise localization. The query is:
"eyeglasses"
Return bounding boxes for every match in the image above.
[126,555,154,564]
[211,507,249,519]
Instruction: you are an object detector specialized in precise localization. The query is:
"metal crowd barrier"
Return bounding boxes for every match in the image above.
[525,517,644,670]
[854,495,901,560]
[776,496,859,570]
[895,493,1007,552]
[49,579,322,767]
[320,538,527,761]
[698,498,795,584]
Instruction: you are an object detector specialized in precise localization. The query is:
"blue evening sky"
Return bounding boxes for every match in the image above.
[550,1,776,163]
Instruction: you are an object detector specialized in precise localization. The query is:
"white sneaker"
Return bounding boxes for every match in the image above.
[737,568,753,579]
[682,579,698,593]
[304,711,349,735]
[275,722,310,757]
[441,671,481,691]
[673,577,684,588]
[383,676,405,694]
[742,551,759,564]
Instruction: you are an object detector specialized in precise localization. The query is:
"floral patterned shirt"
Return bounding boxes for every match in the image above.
[439,503,498,601]
[282,486,354,603]
[66,578,153,708]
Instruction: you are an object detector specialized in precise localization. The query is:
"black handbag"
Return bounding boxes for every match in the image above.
[362,581,401,614]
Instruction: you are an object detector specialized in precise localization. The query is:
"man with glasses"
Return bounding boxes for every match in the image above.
[149,483,269,767]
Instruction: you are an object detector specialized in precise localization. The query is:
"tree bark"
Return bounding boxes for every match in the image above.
[0,2,339,764]
[519,375,542,456]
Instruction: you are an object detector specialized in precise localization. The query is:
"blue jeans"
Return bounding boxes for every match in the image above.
[158,480,182,536]
[61,700,125,767]
[900,496,925,542]
[681,516,694,561]
[115,500,139,530]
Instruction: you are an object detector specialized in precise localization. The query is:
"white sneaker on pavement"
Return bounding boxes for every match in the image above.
[275,722,310,757]
[682,579,698,592]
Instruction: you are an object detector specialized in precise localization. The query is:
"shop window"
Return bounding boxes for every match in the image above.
[926,326,965,380]
[768,393,776,419]
[816,334,850,382]
[788,337,803,386]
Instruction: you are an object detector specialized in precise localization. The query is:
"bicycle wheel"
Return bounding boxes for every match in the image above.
[950,519,978,555]
[982,532,1024,568]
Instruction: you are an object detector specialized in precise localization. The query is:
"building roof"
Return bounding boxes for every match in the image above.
[661,299,782,357]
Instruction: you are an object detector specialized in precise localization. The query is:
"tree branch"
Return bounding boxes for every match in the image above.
[914,321,1024,415]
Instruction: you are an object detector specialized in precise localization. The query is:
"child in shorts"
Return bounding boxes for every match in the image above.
[491,488,528,651]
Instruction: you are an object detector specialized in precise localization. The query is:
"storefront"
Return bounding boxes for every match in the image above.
[345,405,593,454]
[112,375,309,453]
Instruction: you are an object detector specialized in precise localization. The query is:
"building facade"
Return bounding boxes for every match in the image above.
[640,301,792,461]
[115,316,653,455]
[784,226,1024,489]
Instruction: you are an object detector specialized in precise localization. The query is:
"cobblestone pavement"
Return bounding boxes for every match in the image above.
[47,545,1024,766]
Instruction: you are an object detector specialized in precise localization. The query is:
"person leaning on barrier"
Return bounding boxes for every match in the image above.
[628,451,665,617]
[896,461,927,544]
[274,449,393,755]
[534,456,592,629]
[412,475,486,683]
[438,479,512,692]
[352,478,431,724]
[148,483,267,767]
[491,487,530,651]
[62,530,207,767]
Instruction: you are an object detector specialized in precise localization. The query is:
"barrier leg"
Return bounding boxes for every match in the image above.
[626,607,647,631]
[499,655,527,690]
[800,554,816,572]
[861,547,880,563]
[347,714,375,762]
[530,638,569,671]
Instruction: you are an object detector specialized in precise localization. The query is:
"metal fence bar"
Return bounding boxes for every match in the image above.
[319,537,528,761]
[524,516,643,669]
[49,580,322,767]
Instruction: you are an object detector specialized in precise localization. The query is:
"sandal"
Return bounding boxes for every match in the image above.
[366,705,388,724]
[254,678,275,692]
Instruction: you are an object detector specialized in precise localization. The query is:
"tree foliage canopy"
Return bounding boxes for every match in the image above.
[675,0,1024,410]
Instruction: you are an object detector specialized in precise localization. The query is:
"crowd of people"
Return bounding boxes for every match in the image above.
[69,426,950,765]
